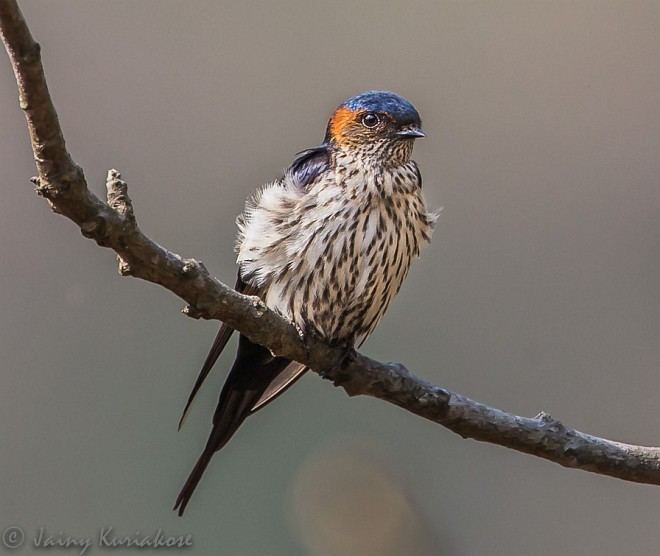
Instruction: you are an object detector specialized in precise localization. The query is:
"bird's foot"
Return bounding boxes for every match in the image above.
[293,321,306,343]
[335,342,357,370]
[314,338,356,385]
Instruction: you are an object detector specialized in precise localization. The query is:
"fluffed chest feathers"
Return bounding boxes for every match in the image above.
[238,161,436,342]
[274,178,431,342]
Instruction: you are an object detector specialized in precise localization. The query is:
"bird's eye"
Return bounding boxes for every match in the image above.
[361,112,380,128]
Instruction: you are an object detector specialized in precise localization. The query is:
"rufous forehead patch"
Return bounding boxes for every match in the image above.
[329,106,359,144]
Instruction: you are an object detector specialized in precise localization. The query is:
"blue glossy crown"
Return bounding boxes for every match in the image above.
[342,90,421,126]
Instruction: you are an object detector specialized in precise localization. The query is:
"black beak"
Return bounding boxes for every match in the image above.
[394,127,425,139]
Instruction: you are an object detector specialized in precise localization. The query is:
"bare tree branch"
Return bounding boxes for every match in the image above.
[3,0,660,487]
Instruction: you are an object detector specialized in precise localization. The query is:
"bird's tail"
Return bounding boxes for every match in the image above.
[173,447,214,516]
[173,418,242,516]
[174,335,303,515]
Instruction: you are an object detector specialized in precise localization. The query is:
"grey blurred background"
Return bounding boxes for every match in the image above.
[1,1,659,554]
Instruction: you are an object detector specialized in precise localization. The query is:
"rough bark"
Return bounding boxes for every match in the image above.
[3,0,660,487]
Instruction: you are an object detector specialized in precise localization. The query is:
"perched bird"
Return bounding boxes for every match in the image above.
[174,90,438,515]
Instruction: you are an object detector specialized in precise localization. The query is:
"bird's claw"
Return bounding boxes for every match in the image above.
[293,322,306,342]
[338,344,357,369]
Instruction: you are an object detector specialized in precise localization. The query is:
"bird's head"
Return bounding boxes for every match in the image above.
[324,90,424,163]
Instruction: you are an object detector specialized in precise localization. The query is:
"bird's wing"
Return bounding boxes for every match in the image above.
[228,147,325,409]
[177,274,256,429]
[287,144,330,189]
[251,361,307,412]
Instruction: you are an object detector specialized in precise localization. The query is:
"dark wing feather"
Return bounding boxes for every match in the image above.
[177,274,256,429]
[251,361,307,412]
[288,144,330,190]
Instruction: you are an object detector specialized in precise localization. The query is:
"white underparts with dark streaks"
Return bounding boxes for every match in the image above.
[236,146,438,346]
